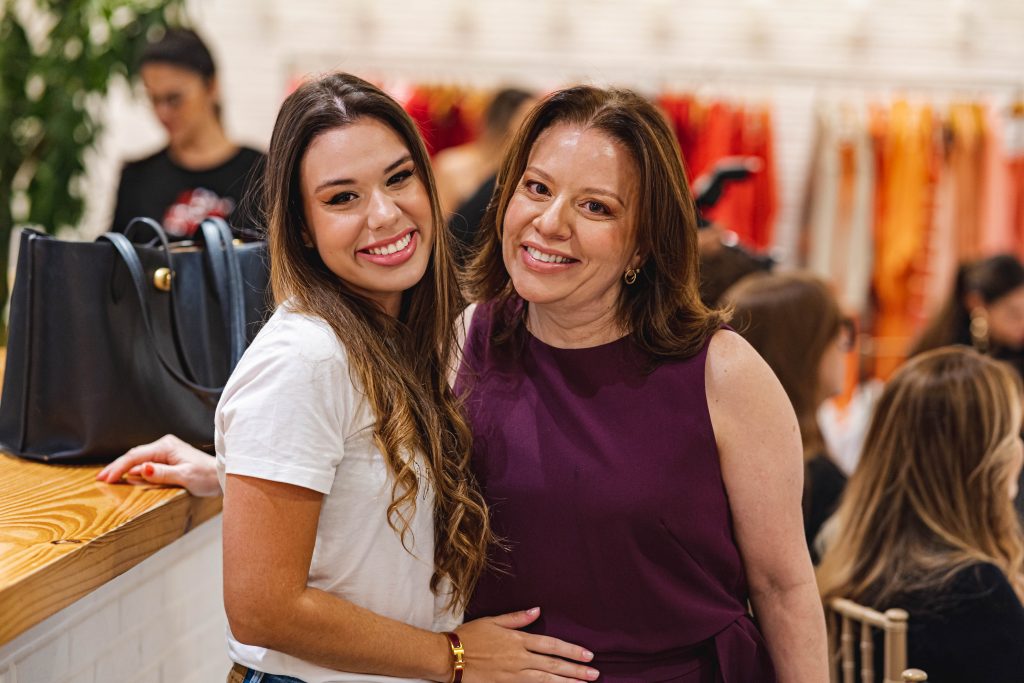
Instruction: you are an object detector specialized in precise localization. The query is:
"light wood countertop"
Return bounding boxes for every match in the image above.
[0,453,221,646]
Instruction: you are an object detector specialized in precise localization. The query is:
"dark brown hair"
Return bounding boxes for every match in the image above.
[722,271,843,460]
[464,85,727,361]
[912,254,1024,355]
[482,87,535,138]
[140,27,216,80]
[265,72,490,609]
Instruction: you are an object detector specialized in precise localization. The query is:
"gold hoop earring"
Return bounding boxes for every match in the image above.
[970,308,990,353]
[624,267,639,285]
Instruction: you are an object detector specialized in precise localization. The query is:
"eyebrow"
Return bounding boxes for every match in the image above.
[524,165,627,207]
[314,154,413,193]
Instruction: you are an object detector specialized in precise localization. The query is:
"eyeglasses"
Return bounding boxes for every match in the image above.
[837,317,857,353]
[149,92,185,111]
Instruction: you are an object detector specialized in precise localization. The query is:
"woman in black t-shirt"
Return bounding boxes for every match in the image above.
[111,27,264,239]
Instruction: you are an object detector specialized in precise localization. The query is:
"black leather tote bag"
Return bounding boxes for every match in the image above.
[0,217,270,463]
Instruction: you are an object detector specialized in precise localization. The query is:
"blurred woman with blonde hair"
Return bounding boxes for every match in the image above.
[817,347,1024,679]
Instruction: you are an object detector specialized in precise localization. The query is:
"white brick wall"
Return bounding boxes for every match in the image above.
[0,516,228,683]
[74,0,1024,262]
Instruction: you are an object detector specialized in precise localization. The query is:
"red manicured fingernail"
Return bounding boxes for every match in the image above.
[143,464,154,477]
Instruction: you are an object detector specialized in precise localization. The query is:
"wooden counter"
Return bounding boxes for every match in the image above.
[0,453,221,646]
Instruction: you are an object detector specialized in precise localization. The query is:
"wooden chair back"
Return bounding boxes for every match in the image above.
[828,598,928,683]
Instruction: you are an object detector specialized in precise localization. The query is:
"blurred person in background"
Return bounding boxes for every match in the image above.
[912,253,1024,516]
[697,229,773,307]
[817,347,1024,680]
[722,272,852,562]
[911,254,1024,374]
[111,27,265,240]
[434,87,536,265]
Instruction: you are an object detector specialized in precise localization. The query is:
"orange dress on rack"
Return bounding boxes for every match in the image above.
[872,100,937,379]
[949,102,988,262]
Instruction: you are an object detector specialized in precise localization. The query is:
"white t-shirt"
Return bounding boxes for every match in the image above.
[215,305,460,683]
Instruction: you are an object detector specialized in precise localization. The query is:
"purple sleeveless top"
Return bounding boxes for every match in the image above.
[457,303,776,683]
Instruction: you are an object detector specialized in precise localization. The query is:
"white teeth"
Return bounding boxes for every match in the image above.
[526,246,572,264]
[368,232,413,256]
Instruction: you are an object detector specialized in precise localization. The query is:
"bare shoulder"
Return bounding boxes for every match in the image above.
[705,329,800,455]
[705,329,780,403]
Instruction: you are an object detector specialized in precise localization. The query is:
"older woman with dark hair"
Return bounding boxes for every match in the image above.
[458,86,827,682]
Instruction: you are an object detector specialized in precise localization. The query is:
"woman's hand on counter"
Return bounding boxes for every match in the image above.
[96,435,222,497]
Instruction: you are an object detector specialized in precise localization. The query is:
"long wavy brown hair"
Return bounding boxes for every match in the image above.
[464,86,727,361]
[817,347,1024,606]
[264,72,490,609]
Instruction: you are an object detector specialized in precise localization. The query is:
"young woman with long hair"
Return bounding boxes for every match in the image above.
[817,347,1024,678]
[201,72,593,683]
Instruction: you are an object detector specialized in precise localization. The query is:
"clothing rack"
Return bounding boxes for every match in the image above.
[294,50,1024,94]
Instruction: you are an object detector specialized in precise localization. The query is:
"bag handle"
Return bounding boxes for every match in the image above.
[101,231,225,397]
[122,216,247,374]
[124,217,173,261]
[100,218,250,397]
[196,217,247,367]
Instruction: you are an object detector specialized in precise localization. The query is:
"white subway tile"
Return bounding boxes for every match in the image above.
[69,600,120,666]
[164,547,219,602]
[66,664,96,683]
[14,633,70,683]
[93,633,142,683]
[119,580,165,633]
[139,608,180,663]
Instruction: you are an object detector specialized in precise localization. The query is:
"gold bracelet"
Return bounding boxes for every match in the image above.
[443,631,465,683]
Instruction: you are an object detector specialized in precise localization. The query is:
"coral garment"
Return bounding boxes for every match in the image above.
[658,95,779,250]
[403,86,474,156]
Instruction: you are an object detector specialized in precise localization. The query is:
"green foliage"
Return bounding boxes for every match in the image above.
[0,0,186,340]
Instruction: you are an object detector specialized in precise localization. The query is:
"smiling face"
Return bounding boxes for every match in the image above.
[501,123,640,321]
[300,117,434,316]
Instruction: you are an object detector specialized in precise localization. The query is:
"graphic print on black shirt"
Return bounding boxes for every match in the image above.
[112,146,265,239]
[163,187,235,237]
